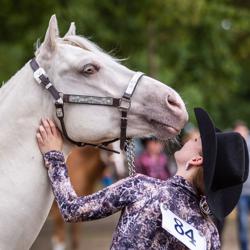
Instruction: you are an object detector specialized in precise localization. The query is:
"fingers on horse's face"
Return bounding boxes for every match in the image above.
[36,133,44,144]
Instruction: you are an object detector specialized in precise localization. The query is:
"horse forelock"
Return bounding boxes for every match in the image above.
[62,35,123,63]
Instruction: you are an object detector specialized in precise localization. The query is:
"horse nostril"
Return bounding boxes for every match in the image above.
[166,94,181,110]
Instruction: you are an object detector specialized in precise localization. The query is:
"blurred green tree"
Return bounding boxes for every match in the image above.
[0,0,249,128]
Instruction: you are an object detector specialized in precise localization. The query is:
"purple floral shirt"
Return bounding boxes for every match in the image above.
[44,151,220,250]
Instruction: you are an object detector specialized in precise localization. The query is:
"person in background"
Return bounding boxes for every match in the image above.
[101,167,114,187]
[234,121,250,250]
[135,138,170,180]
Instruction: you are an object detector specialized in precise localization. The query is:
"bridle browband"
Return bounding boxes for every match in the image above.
[30,58,144,154]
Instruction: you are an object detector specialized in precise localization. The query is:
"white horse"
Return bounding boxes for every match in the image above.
[0,15,188,250]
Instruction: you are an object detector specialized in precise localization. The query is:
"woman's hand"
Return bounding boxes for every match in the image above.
[36,119,63,154]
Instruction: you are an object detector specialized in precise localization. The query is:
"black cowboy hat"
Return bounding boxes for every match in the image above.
[194,108,249,220]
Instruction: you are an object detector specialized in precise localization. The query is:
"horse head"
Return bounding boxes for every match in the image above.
[35,15,188,146]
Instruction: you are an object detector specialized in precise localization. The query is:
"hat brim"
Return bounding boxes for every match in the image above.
[208,133,248,220]
[207,183,242,220]
[194,108,217,192]
[194,108,245,220]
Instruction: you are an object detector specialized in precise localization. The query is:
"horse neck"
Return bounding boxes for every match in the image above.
[0,61,74,249]
[0,61,54,160]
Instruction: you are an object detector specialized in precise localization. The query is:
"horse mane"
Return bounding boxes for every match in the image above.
[34,34,125,64]
[62,35,123,63]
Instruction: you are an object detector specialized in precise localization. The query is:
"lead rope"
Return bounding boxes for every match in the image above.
[125,139,136,176]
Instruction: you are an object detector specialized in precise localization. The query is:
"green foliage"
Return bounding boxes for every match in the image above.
[0,0,249,128]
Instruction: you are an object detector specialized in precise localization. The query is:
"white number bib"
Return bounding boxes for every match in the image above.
[160,204,207,250]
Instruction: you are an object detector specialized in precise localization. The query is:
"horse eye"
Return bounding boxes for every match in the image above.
[82,64,99,75]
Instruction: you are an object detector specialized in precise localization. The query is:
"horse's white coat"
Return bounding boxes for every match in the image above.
[0,15,188,250]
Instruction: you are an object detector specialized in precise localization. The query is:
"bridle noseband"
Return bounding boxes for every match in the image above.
[30,58,144,154]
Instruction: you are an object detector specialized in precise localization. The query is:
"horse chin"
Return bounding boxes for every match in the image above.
[150,120,181,140]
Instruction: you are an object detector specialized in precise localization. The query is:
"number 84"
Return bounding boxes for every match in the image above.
[174,218,196,246]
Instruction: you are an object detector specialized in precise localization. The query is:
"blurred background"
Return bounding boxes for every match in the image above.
[1,0,250,249]
[1,0,250,126]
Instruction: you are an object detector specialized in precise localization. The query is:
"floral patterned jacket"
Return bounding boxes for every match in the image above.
[44,151,220,250]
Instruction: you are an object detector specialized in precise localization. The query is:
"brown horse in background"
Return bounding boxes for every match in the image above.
[50,143,127,250]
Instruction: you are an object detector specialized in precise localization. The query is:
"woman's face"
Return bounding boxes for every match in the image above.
[174,136,203,165]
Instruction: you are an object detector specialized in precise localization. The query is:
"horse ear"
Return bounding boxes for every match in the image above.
[42,14,59,52]
[64,22,76,37]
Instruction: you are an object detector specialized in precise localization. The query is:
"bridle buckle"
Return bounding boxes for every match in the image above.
[55,98,64,118]
[33,67,46,84]
[119,97,131,111]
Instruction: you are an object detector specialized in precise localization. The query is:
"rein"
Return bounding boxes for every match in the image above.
[30,58,144,154]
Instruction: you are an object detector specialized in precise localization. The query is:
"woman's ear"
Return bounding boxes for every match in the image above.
[188,156,203,168]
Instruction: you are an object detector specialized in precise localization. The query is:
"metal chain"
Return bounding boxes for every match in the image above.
[125,139,136,176]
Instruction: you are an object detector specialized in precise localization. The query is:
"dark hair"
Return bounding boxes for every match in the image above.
[194,168,205,195]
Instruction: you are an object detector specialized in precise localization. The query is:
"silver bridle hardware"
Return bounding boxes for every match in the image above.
[33,68,47,84]
[124,72,144,97]
[119,97,131,111]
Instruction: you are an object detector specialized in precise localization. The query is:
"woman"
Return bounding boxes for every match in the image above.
[36,108,248,249]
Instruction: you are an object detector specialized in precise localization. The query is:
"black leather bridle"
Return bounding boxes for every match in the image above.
[30,58,144,154]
